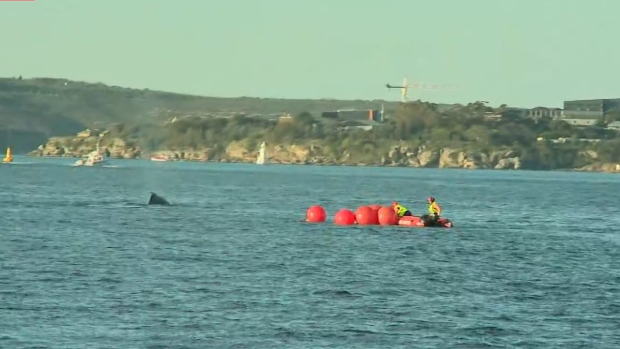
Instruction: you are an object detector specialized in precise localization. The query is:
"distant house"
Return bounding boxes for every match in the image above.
[527,107,562,119]
[484,111,505,119]
[561,118,597,127]
[278,113,294,123]
[76,128,99,138]
[607,121,620,130]
[321,111,339,119]
[484,112,503,119]
[563,98,620,119]
[339,125,374,131]
[321,109,384,122]
[499,107,529,119]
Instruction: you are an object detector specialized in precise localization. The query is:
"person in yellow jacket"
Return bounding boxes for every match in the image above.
[425,196,442,224]
[391,201,413,217]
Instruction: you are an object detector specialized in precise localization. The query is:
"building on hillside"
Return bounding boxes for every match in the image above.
[484,112,502,119]
[503,107,529,118]
[562,99,620,119]
[528,107,562,119]
[339,125,374,131]
[278,113,294,123]
[76,128,100,138]
[486,107,529,119]
[486,107,562,120]
[320,109,384,122]
[607,121,620,130]
[321,111,339,119]
[562,119,597,127]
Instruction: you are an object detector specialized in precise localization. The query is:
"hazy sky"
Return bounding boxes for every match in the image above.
[2,0,618,108]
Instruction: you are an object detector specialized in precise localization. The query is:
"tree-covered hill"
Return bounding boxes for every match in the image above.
[0,76,401,152]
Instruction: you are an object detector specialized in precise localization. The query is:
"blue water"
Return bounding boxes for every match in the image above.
[1,156,619,348]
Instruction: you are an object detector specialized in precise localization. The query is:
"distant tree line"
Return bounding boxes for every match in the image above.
[108,101,620,169]
[3,77,620,168]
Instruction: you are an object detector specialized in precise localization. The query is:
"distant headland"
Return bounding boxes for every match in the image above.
[2,76,619,172]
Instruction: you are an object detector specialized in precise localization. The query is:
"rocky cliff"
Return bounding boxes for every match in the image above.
[28,135,620,172]
[29,136,141,159]
[219,143,524,169]
[380,145,522,170]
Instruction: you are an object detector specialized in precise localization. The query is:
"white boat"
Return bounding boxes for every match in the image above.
[256,141,268,165]
[150,154,170,162]
[74,140,109,166]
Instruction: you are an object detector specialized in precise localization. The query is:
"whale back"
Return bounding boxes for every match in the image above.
[148,192,170,205]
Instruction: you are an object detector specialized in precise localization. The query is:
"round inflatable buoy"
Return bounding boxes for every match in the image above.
[355,206,378,225]
[334,209,356,225]
[306,205,326,223]
[377,206,398,225]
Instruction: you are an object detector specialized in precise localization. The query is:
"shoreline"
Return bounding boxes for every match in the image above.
[25,154,620,173]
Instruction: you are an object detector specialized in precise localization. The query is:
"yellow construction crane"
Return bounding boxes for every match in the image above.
[386,77,458,103]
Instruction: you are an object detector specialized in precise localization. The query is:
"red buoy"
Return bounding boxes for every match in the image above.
[334,209,356,225]
[377,206,398,225]
[306,205,326,223]
[355,206,379,225]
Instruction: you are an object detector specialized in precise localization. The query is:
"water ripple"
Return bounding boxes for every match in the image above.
[0,159,619,348]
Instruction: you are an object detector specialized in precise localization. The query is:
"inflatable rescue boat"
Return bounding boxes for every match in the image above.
[398,215,453,228]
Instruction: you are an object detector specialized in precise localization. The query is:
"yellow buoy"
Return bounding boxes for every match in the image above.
[2,147,13,163]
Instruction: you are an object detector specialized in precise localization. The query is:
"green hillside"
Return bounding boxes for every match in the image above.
[0,76,404,152]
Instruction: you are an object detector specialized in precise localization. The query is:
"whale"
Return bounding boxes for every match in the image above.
[148,192,170,206]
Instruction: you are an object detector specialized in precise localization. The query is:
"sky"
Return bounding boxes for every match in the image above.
[1,0,618,108]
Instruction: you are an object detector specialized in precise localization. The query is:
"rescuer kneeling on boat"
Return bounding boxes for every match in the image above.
[424,196,442,225]
[392,201,412,217]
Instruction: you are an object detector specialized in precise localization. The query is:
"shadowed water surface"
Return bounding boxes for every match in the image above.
[1,157,619,348]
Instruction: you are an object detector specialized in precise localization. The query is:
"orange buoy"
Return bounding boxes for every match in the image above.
[306,205,326,223]
[334,209,356,225]
[377,206,398,225]
[355,206,378,225]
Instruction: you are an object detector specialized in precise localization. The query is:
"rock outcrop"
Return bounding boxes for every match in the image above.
[576,163,620,173]
[29,136,141,159]
[28,134,620,173]
[381,146,522,170]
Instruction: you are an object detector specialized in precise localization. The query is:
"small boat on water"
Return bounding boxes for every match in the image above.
[74,140,109,167]
[150,154,170,162]
[2,147,13,163]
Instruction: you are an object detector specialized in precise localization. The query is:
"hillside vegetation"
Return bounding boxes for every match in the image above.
[0,76,399,152]
[44,100,617,171]
[7,76,620,171]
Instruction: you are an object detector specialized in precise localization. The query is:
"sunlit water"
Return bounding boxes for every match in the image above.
[1,156,619,348]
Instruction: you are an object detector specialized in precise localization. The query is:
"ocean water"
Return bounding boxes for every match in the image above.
[1,156,619,348]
